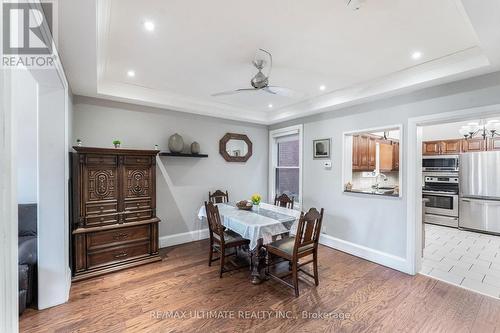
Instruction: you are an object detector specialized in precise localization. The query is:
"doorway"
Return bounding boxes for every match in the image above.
[408,105,500,299]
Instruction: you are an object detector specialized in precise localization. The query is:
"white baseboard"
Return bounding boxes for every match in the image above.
[159,228,210,248]
[319,233,411,274]
[158,230,410,274]
[65,268,72,301]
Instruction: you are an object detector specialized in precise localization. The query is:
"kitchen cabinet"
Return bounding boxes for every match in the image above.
[422,137,500,155]
[392,141,400,171]
[462,138,487,152]
[379,140,394,172]
[352,135,376,171]
[488,137,500,151]
[422,141,442,155]
[441,139,462,154]
[352,135,360,169]
[352,135,398,172]
[422,140,461,155]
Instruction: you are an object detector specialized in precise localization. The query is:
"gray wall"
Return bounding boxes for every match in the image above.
[271,71,500,259]
[72,96,269,237]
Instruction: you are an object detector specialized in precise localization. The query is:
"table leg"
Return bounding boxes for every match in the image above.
[250,239,267,285]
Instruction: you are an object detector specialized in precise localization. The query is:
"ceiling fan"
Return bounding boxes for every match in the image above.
[211,49,300,98]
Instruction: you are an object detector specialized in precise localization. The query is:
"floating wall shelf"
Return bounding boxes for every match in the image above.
[159,152,208,158]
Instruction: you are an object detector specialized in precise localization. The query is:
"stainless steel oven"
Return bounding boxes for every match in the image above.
[422,155,459,172]
[422,191,459,216]
[422,172,459,227]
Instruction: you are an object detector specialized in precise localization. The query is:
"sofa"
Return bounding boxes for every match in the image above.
[18,204,37,315]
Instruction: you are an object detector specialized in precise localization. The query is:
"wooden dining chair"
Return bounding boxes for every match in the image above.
[205,201,250,278]
[274,193,294,209]
[209,190,229,204]
[265,207,324,297]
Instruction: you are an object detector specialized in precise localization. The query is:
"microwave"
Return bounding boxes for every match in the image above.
[422,155,459,172]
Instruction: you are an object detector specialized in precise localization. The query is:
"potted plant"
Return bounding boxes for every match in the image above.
[76,139,82,147]
[251,194,261,210]
[112,140,121,148]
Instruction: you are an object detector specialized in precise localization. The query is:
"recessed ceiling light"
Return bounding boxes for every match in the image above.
[411,51,422,60]
[268,104,273,109]
[319,85,326,91]
[127,70,135,77]
[144,21,155,32]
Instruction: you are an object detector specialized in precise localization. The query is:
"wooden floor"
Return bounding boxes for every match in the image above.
[20,240,500,333]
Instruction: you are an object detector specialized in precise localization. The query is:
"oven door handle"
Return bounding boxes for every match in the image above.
[422,191,457,196]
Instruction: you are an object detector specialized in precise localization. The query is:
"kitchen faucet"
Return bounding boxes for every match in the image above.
[373,173,388,190]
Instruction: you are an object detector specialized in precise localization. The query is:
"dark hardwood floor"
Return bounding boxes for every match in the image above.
[20,240,500,332]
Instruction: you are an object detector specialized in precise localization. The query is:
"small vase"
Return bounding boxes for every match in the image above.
[114,143,120,148]
[253,202,260,211]
[191,141,200,154]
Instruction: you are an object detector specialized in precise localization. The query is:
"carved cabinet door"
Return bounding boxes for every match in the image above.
[121,155,155,224]
[81,154,120,227]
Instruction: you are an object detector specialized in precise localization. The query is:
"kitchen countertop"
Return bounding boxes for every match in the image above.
[344,188,400,197]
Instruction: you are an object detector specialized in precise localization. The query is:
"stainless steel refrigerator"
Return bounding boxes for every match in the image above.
[460,151,500,234]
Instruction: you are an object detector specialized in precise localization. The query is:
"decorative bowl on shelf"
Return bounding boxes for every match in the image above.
[236,200,253,210]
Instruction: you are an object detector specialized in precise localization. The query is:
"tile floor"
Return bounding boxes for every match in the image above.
[421,223,500,299]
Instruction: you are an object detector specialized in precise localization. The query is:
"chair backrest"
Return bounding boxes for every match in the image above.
[274,193,294,209]
[293,208,324,255]
[205,201,225,242]
[209,190,229,204]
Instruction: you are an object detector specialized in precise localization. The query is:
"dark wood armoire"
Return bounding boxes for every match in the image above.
[70,147,161,281]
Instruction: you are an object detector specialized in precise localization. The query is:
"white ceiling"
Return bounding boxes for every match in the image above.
[57,0,500,124]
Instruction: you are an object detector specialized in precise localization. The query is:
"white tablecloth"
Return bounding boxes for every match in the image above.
[197,202,301,250]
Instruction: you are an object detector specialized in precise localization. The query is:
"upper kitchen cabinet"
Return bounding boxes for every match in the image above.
[379,140,394,172]
[352,134,376,171]
[422,141,442,155]
[488,137,500,151]
[422,137,500,155]
[392,141,400,171]
[441,139,462,154]
[423,139,461,155]
[351,133,399,172]
[462,138,487,152]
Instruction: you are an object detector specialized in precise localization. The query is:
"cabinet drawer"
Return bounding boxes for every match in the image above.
[125,199,152,211]
[86,154,117,165]
[87,242,150,270]
[125,210,152,223]
[85,213,119,226]
[86,202,117,215]
[87,225,150,250]
[124,156,152,165]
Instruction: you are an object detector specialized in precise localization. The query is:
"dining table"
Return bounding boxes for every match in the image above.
[198,202,301,284]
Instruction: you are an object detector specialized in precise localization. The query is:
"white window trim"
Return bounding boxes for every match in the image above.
[269,124,303,209]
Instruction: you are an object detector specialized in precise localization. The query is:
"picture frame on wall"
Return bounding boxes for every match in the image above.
[313,138,331,159]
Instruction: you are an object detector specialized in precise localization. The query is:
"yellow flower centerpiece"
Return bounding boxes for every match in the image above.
[251,193,262,206]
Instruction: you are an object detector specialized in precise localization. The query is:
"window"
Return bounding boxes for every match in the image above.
[270,125,303,207]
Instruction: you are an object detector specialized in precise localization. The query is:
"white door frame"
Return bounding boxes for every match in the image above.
[0,67,19,333]
[406,103,500,275]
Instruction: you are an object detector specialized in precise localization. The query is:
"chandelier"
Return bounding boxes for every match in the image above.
[459,120,500,140]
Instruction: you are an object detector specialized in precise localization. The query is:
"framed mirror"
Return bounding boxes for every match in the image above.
[219,133,253,162]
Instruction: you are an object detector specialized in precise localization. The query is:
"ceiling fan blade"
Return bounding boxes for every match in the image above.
[211,88,258,97]
[263,86,302,98]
